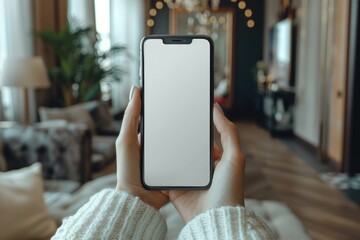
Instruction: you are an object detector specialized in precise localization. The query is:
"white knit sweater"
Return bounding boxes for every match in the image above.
[52,189,275,239]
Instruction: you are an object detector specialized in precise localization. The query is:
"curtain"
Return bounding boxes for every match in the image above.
[0,90,3,121]
[65,0,145,113]
[33,0,67,114]
[33,0,68,66]
[0,0,67,123]
[0,0,34,122]
[68,0,96,30]
[110,0,145,113]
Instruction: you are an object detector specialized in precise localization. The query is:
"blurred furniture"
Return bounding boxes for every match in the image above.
[0,122,310,239]
[256,89,295,136]
[0,57,50,124]
[0,122,92,239]
[0,163,58,239]
[0,123,91,183]
[39,100,121,171]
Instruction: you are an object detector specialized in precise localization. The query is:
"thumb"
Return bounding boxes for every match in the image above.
[117,86,141,143]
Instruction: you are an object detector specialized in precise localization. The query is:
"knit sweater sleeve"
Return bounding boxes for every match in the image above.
[178,206,276,240]
[51,189,166,240]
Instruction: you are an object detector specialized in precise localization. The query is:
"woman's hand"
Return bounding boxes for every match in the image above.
[164,104,246,222]
[115,86,245,217]
[115,86,168,209]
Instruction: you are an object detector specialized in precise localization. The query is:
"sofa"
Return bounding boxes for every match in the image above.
[0,123,91,183]
[0,123,91,239]
[0,119,311,239]
[39,100,121,171]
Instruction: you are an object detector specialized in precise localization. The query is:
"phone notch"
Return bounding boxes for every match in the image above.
[162,37,192,45]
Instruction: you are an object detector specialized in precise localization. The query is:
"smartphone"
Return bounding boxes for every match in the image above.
[140,35,213,189]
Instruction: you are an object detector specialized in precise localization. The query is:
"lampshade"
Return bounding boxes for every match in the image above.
[0,57,50,88]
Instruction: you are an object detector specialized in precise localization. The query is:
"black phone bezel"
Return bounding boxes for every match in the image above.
[140,35,214,190]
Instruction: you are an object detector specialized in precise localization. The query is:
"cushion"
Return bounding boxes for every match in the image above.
[0,163,57,239]
[34,119,68,128]
[1,127,30,170]
[39,106,96,134]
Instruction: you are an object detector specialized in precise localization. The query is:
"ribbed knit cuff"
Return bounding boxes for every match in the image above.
[178,206,275,240]
[52,189,166,240]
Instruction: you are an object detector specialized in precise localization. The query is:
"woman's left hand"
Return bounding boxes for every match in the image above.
[115,86,168,209]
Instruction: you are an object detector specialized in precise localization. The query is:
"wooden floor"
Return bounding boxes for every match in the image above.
[239,122,360,240]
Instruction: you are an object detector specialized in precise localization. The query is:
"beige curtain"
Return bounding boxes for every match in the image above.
[33,0,68,66]
[110,0,146,113]
[32,0,68,113]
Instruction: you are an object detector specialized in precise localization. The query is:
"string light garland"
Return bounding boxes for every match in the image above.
[247,19,255,28]
[149,8,157,16]
[245,9,252,17]
[147,0,255,29]
[238,1,246,9]
[147,19,155,27]
[155,1,164,9]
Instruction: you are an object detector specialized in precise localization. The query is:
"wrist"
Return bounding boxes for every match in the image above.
[116,183,167,210]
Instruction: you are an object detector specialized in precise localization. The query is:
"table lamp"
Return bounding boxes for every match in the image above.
[0,57,50,124]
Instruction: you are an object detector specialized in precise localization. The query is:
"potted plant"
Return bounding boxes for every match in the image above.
[37,25,125,106]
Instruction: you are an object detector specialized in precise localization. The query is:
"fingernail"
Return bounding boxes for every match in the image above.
[215,103,224,114]
[129,85,135,101]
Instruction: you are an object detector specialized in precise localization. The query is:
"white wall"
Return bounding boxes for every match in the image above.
[263,0,324,146]
[110,0,145,113]
[263,0,279,63]
[293,0,322,146]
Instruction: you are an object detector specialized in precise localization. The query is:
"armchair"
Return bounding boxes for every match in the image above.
[39,100,120,172]
[0,123,92,183]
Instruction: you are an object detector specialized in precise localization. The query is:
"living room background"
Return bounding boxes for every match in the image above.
[0,0,144,124]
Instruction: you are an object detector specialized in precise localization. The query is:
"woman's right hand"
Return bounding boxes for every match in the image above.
[164,104,246,222]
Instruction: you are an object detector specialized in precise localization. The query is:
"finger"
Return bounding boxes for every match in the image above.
[213,104,242,158]
[213,124,223,152]
[214,144,221,160]
[118,86,141,143]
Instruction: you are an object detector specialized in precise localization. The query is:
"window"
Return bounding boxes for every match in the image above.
[94,0,112,101]
[95,0,111,53]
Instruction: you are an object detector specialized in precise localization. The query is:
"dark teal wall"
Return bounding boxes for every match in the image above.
[150,0,265,119]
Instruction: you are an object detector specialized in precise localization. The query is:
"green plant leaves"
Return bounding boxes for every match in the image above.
[36,24,125,106]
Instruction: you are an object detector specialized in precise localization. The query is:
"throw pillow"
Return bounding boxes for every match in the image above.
[39,107,68,121]
[39,106,96,134]
[67,106,96,132]
[68,101,113,131]
[0,163,57,239]
[35,119,69,128]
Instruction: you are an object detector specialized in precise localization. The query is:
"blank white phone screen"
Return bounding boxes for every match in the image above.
[143,38,211,187]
